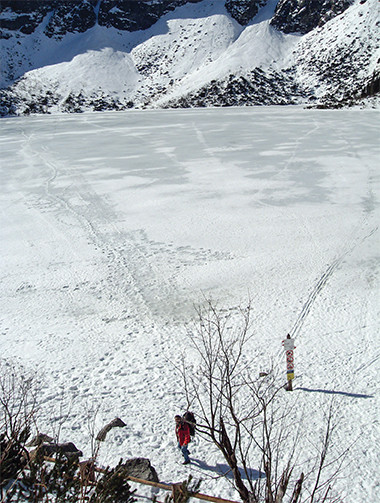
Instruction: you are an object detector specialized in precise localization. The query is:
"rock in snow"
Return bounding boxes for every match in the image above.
[270,0,354,34]
[0,0,378,115]
[96,417,127,442]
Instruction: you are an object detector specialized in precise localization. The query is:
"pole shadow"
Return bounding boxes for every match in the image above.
[190,459,265,480]
[297,387,373,398]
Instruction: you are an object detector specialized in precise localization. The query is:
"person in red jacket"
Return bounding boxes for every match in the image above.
[175,415,190,464]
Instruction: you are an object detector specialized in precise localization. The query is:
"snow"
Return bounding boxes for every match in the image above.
[1,0,378,111]
[1,106,379,502]
[34,47,139,95]
[289,0,380,98]
[156,18,299,105]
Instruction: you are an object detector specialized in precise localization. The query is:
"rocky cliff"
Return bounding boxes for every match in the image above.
[270,0,354,34]
[0,0,378,115]
[1,0,354,38]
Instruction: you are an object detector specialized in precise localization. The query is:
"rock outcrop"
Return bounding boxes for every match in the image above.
[96,417,127,442]
[270,0,354,34]
[120,458,159,482]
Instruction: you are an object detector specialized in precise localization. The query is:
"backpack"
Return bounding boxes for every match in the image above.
[183,411,196,437]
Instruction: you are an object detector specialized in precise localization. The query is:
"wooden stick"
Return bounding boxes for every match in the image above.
[42,457,240,503]
[125,475,239,503]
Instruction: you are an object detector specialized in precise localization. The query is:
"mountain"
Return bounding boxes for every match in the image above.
[0,0,379,115]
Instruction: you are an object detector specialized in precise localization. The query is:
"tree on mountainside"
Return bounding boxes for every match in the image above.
[178,299,349,503]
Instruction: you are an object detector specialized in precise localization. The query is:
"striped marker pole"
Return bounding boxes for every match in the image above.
[282,334,296,391]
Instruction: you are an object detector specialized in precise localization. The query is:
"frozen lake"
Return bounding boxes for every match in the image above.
[1,107,379,502]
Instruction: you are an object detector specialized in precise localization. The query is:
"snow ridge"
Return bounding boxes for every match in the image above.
[0,0,379,114]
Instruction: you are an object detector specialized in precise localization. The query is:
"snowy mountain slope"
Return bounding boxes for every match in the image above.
[154,0,379,108]
[288,0,380,101]
[155,6,304,107]
[130,5,244,100]
[0,0,379,114]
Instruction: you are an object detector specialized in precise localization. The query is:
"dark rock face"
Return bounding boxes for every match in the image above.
[224,0,265,25]
[0,0,207,39]
[0,1,53,35]
[44,0,98,38]
[0,0,356,38]
[0,0,266,39]
[270,0,354,34]
[98,0,157,31]
[97,0,201,32]
[0,0,98,38]
[361,71,380,99]
[163,68,308,108]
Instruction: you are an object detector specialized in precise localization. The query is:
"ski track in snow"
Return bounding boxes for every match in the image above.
[0,107,379,503]
[289,222,378,340]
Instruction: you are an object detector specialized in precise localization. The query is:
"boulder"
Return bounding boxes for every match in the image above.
[31,442,83,460]
[96,417,127,442]
[121,458,159,483]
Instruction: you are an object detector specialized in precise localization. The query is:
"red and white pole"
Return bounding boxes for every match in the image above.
[282,334,296,391]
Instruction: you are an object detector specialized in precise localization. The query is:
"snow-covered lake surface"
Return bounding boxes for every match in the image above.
[1,107,379,502]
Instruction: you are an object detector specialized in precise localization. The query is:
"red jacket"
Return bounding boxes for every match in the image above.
[176,421,190,446]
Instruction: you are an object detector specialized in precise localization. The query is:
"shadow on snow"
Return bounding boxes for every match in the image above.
[297,387,373,398]
[190,459,265,481]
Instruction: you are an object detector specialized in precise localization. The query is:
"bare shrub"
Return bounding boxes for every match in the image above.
[178,299,348,503]
[0,360,137,503]
[0,360,40,440]
[0,360,41,500]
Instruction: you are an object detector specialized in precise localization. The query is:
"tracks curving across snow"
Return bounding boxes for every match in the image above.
[288,222,378,341]
[1,108,379,503]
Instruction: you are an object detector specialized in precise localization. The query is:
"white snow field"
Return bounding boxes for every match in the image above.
[0,107,379,502]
